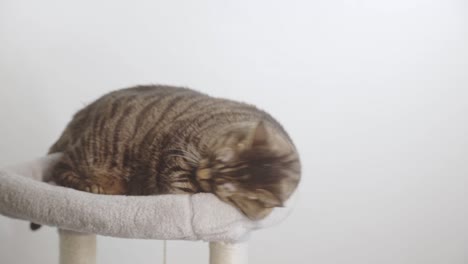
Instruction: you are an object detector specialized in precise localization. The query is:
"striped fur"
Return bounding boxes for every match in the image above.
[48,85,301,220]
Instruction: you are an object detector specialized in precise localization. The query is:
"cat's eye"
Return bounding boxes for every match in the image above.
[216,148,235,163]
[220,183,236,192]
[238,174,250,180]
[237,143,246,149]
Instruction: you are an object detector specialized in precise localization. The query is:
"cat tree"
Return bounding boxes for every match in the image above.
[0,154,296,264]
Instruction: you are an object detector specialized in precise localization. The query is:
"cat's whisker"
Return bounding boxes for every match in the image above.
[167,154,198,166]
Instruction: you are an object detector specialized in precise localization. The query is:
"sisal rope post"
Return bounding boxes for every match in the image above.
[209,241,248,264]
[59,229,96,264]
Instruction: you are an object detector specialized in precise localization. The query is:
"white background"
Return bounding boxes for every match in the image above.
[1,0,467,263]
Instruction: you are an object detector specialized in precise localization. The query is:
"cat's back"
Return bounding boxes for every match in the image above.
[50,85,269,153]
[76,85,266,133]
[95,85,205,113]
[49,85,247,153]
[50,86,200,150]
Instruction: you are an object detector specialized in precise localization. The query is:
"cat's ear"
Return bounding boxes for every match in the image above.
[248,121,271,148]
[247,121,293,154]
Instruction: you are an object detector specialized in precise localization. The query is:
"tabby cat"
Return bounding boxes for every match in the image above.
[31,85,300,230]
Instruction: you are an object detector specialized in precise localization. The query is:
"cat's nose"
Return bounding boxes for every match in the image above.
[198,179,212,191]
[196,168,211,180]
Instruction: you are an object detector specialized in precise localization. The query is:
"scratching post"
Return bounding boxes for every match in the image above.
[210,241,248,264]
[59,230,96,264]
[0,154,297,263]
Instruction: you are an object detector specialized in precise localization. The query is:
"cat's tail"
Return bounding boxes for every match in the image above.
[30,222,42,231]
[30,149,65,232]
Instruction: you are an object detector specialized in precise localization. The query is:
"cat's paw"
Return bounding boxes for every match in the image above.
[84,184,106,194]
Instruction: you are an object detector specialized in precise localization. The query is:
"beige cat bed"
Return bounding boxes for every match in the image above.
[0,154,297,264]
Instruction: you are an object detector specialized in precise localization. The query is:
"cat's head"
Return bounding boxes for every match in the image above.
[196,121,301,220]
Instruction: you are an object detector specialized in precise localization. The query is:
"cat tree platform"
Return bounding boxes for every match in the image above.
[0,154,296,264]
